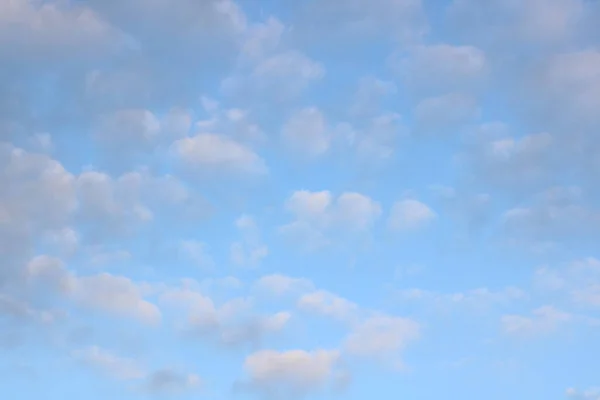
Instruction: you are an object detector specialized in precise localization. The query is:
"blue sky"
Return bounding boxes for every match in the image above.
[1,0,600,399]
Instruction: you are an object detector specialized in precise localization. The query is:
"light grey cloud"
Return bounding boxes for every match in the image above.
[241,348,342,398]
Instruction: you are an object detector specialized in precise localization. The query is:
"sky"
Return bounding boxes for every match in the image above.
[1,0,600,399]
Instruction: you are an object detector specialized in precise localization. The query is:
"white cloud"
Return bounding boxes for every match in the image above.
[0,0,124,62]
[94,109,161,147]
[73,346,201,395]
[141,368,202,395]
[243,349,341,396]
[72,346,145,381]
[388,199,436,231]
[282,107,331,157]
[158,285,289,347]
[413,93,480,135]
[567,387,600,400]
[298,290,359,323]
[343,315,420,365]
[350,76,397,117]
[222,50,324,102]
[179,240,214,270]
[394,44,487,95]
[297,0,427,43]
[230,215,268,268]
[280,190,381,250]
[534,258,600,308]
[172,133,267,175]
[501,306,572,336]
[26,256,161,325]
[254,274,315,297]
[397,286,527,310]
[447,0,588,46]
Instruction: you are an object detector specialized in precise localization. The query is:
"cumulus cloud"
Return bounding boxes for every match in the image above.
[396,286,527,311]
[413,92,480,135]
[172,133,267,176]
[72,346,145,381]
[141,368,202,396]
[501,306,572,336]
[534,258,600,308]
[26,255,161,324]
[343,315,420,367]
[230,215,269,268]
[159,284,289,348]
[282,107,331,157]
[254,275,315,297]
[567,387,600,400]
[242,349,341,398]
[73,346,201,395]
[280,190,381,250]
[297,290,359,323]
[393,44,488,95]
[388,199,436,231]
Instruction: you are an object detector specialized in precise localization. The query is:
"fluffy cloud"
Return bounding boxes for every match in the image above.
[242,349,341,397]
[501,306,572,336]
[388,199,436,231]
[26,255,161,324]
[141,368,202,395]
[567,387,600,400]
[254,275,315,297]
[71,346,145,381]
[280,190,382,250]
[0,0,124,63]
[73,346,201,395]
[393,44,488,95]
[282,107,331,157]
[397,286,527,311]
[413,92,480,135]
[159,284,289,347]
[296,0,427,44]
[297,290,359,323]
[172,133,267,176]
[534,258,600,308]
[230,215,269,268]
[343,315,420,366]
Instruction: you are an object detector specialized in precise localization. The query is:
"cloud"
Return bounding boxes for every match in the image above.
[286,190,381,228]
[230,215,269,268]
[171,133,267,176]
[501,306,572,336]
[222,50,324,102]
[567,387,600,400]
[447,0,590,47]
[159,284,289,348]
[350,76,397,117]
[393,44,488,95]
[501,187,600,245]
[297,290,359,323]
[179,240,214,270]
[0,0,125,63]
[254,275,315,297]
[396,286,527,311]
[534,258,600,308]
[413,93,480,135]
[295,0,427,44]
[242,349,341,398]
[26,255,161,324]
[388,199,436,231]
[71,346,144,381]
[460,124,557,192]
[343,315,420,366]
[141,368,201,396]
[73,346,201,395]
[282,107,331,157]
